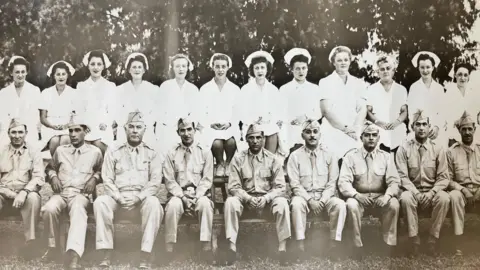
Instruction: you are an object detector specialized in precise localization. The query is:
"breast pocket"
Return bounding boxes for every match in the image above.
[373,163,386,176]
[299,165,313,188]
[353,164,367,177]
[19,157,33,171]
[137,161,150,171]
[423,159,437,179]
[193,165,203,175]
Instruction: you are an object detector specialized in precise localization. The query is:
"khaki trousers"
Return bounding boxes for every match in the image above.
[290,196,346,241]
[346,197,400,247]
[93,194,163,253]
[224,196,291,245]
[449,189,480,236]
[400,190,450,239]
[0,193,41,242]
[42,194,90,257]
[164,196,214,243]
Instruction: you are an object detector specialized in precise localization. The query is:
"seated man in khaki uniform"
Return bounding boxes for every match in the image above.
[288,119,346,260]
[447,111,480,256]
[42,114,103,269]
[396,110,450,255]
[338,122,400,257]
[0,118,44,259]
[224,124,291,266]
[94,111,164,269]
[163,117,214,264]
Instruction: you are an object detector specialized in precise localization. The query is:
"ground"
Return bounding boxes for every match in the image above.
[1,184,480,269]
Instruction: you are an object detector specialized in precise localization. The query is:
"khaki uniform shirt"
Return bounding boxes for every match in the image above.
[47,143,103,195]
[395,138,449,195]
[447,142,480,190]
[102,142,163,201]
[287,145,338,202]
[339,147,400,198]
[228,148,286,203]
[163,142,213,198]
[0,143,44,193]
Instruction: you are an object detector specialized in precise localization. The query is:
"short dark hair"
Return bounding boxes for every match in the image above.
[248,56,272,77]
[50,62,72,84]
[289,54,309,67]
[454,63,473,74]
[9,58,30,73]
[211,54,230,66]
[126,55,147,80]
[416,54,436,68]
[177,118,196,131]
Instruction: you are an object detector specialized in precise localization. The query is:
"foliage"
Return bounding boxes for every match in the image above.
[0,0,478,90]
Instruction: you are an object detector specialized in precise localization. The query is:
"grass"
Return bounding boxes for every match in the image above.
[1,184,479,269]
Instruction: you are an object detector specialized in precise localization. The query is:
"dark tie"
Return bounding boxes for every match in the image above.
[310,152,317,176]
[418,145,426,166]
[13,150,21,170]
[366,153,374,183]
[184,148,192,171]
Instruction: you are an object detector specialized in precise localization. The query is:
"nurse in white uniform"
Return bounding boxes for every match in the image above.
[0,56,41,148]
[39,60,78,156]
[444,62,480,145]
[156,53,201,154]
[365,55,408,153]
[279,48,321,153]
[236,50,286,158]
[116,53,158,147]
[76,50,117,155]
[407,51,447,148]
[318,46,368,159]
[199,53,241,177]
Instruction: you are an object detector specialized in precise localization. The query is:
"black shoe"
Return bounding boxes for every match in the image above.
[224,249,236,266]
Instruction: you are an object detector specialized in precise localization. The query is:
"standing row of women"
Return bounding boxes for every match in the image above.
[0,46,478,173]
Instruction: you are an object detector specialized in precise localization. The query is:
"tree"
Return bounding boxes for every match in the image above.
[0,0,477,91]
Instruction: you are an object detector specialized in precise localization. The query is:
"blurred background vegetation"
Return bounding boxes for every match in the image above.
[0,0,478,90]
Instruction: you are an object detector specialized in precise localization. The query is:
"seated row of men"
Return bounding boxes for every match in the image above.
[0,108,477,268]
